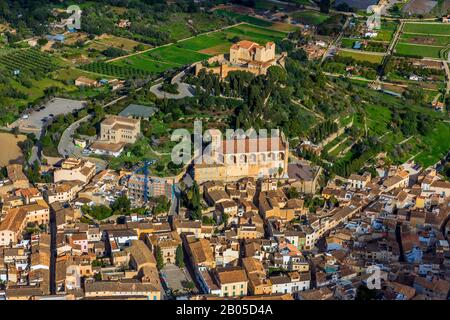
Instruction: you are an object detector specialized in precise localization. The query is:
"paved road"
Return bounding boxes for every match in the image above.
[49,207,57,295]
[150,82,195,100]
[150,68,197,99]
[58,114,92,158]
[57,95,128,158]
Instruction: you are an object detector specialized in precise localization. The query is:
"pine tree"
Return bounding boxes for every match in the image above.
[155,246,164,270]
[175,245,185,268]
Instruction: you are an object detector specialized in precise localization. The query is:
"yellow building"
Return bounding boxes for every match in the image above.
[0,207,28,246]
[100,115,140,145]
[213,266,248,297]
[54,158,96,185]
[242,257,272,295]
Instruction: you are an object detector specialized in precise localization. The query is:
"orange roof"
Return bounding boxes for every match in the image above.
[0,208,27,232]
[15,188,40,198]
[220,136,286,154]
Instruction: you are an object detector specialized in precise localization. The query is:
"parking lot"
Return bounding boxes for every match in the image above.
[16,98,86,135]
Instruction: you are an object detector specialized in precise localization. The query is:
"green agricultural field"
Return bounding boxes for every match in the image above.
[396,22,450,59]
[338,50,384,64]
[80,61,152,78]
[115,55,179,73]
[341,38,356,49]
[399,33,450,47]
[105,23,290,77]
[147,46,211,65]
[290,10,330,25]
[254,0,308,10]
[225,24,287,43]
[414,122,450,167]
[54,68,116,81]
[373,21,398,42]
[0,48,60,74]
[178,33,228,52]
[394,43,443,59]
[403,22,450,35]
[214,9,273,27]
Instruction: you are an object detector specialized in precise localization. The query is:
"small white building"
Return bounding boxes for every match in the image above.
[270,272,310,295]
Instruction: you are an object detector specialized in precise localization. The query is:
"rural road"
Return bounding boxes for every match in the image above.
[443,60,450,94]
[321,16,351,64]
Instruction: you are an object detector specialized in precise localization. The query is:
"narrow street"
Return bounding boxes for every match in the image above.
[49,207,57,295]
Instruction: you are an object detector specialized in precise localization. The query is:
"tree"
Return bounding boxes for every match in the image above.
[182,280,195,291]
[37,38,48,46]
[185,181,202,220]
[267,65,287,84]
[111,195,131,215]
[155,246,164,270]
[12,126,19,137]
[134,44,145,52]
[175,245,185,268]
[319,0,331,14]
[355,285,379,300]
[286,187,299,199]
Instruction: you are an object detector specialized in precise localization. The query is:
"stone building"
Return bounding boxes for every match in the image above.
[194,131,289,183]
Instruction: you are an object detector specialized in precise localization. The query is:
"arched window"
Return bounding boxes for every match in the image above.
[249,153,257,163]
[258,153,266,162]
[228,155,237,164]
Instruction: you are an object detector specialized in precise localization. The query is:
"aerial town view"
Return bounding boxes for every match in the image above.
[0,0,450,306]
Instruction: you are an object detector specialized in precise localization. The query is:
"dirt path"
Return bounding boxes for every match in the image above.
[291,99,324,120]
[398,135,414,145]
[327,136,348,154]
